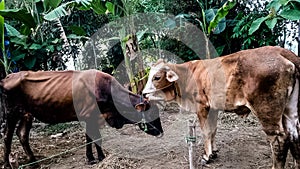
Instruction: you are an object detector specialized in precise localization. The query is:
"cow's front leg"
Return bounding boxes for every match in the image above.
[85,134,97,165]
[16,113,36,164]
[197,108,218,164]
[94,132,105,162]
[86,120,105,164]
[3,115,19,168]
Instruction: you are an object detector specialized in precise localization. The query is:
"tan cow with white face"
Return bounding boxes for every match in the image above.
[143,46,300,169]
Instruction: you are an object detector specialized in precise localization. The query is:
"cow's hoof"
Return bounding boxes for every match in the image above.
[200,158,211,167]
[210,150,219,159]
[87,159,98,165]
[98,156,105,162]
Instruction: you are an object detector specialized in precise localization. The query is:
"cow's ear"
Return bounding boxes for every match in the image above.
[166,70,178,82]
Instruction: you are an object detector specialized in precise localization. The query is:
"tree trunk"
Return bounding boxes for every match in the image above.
[125,34,146,95]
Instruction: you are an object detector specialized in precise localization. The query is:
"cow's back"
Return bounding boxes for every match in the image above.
[4,70,105,123]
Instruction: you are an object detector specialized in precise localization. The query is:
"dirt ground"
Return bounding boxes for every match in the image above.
[0,104,297,169]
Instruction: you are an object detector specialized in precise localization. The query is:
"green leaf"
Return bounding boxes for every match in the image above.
[10,35,28,47]
[265,18,278,30]
[0,9,36,29]
[248,16,269,35]
[267,0,282,11]
[205,8,226,34]
[46,45,55,52]
[212,18,226,34]
[207,0,236,35]
[280,8,300,20]
[105,2,115,15]
[76,0,92,8]
[5,23,20,36]
[137,29,148,41]
[44,1,75,21]
[91,0,106,14]
[36,0,45,13]
[279,0,290,5]
[11,53,25,62]
[0,0,5,56]
[205,9,216,22]
[29,43,43,50]
[44,0,63,10]
[67,25,86,36]
[51,38,60,44]
[216,45,225,56]
[24,55,36,69]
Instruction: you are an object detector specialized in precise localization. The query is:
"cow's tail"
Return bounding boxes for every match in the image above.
[280,47,300,73]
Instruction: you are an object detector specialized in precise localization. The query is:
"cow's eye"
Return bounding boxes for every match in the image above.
[153,76,161,81]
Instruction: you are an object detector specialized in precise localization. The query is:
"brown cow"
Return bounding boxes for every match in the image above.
[1,69,163,168]
[143,46,300,169]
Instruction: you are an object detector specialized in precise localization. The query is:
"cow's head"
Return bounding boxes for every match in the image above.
[143,59,179,102]
[101,78,163,137]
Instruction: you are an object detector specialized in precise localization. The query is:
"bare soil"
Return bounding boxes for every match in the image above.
[0,105,296,169]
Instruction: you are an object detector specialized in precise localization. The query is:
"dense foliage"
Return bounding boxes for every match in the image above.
[0,0,299,74]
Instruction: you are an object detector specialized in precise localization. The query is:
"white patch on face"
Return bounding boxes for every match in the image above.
[284,79,299,139]
[143,62,165,94]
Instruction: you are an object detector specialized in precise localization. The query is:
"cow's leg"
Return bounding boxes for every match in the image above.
[16,113,36,164]
[267,134,289,169]
[211,124,218,159]
[288,126,300,168]
[85,133,96,165]
[256,106,289,169]
[197,108,218,164]
[283,78,300,168]
[94,133,105,162]
[3,114,19,168]
[86,120,105,164]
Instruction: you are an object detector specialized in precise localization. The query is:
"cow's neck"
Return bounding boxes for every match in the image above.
[166,62,203,112]
[167,58,229,111]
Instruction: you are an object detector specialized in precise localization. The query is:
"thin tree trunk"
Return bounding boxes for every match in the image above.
[54,19,70,70]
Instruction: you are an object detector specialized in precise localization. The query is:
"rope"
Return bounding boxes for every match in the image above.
[18,136,104,169]
[18,117,162,168]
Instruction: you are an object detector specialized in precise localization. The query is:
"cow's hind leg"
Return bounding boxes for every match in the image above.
[284,115,300,168]
[3,113,19,168]
[16,113,36,165]
[283,78,300,168]
[267,133,289,169]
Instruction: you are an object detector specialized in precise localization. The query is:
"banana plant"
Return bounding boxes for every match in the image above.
[0,0,9,75]
[249,0,300,35]
[0,0,111,70]
[43,0,114,21]
[173,0,236,57]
